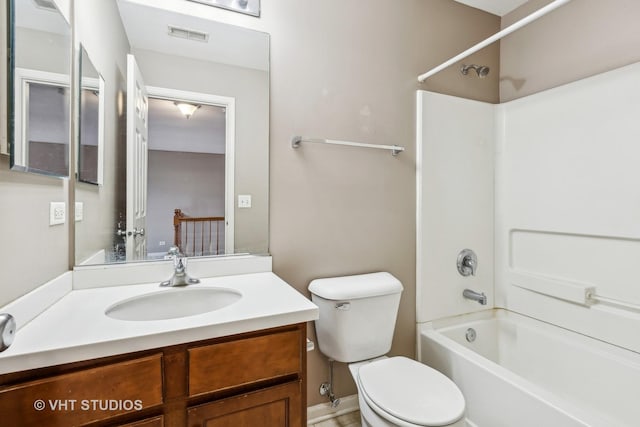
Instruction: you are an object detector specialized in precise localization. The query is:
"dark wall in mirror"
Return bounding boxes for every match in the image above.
[8,0,71,177]
[74,0,269,266]
[78,46,103,185]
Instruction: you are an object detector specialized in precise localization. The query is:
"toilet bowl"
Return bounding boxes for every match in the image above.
[308,272,466,427]
[349,357,465,427]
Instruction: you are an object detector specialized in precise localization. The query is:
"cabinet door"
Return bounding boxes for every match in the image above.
[119,415,164,427]
[187,381,301,427]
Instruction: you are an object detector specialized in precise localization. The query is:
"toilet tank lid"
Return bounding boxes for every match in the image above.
[308,272,403,300]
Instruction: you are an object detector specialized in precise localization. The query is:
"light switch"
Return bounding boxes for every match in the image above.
[49,202,65,226]
[238,195,252,208]
[75,202,84,221]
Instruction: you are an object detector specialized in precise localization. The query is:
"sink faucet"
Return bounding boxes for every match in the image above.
[160,246,200,287]
[463,289,487,305]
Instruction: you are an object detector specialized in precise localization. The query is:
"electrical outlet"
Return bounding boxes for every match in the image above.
[49,202,65,226]
[238,194,252,208]
[75,202,83,221]
[159,241,166,246]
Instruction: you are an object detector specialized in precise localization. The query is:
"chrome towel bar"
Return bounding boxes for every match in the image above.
[291,136,404,157]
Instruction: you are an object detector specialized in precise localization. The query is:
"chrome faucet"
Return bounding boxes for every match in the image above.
[463,289,487,305]
[457,249,477,277]
[160,246,200,287]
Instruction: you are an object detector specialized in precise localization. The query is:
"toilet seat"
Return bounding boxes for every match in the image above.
[357,356,465,427]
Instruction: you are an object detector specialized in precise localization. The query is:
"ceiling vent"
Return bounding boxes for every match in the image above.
[31,0,58,12]
[167,25,210,43]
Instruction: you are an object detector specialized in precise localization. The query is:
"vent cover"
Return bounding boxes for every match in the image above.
[32,0,58,12]
[167,25,209,43]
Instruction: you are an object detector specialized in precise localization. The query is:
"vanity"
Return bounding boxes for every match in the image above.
[0,0,315,424]
[0,258,318,426]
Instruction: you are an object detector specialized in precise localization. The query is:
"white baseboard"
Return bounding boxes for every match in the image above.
[307,394,359,425]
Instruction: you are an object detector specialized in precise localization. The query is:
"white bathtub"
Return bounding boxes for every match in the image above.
[418,309,640,427]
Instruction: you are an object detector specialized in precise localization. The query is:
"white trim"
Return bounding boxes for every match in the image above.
[145,85,236,255]
[13,67,71,168]
[307,394,359,425]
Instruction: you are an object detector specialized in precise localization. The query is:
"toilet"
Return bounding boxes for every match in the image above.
[309,272,465,427]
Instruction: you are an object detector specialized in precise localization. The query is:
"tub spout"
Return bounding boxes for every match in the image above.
[463,289,487,305]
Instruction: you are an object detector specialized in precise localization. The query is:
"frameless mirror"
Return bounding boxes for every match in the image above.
[8,0,72,177]
[74,0,269,265]
[78,45,104,185]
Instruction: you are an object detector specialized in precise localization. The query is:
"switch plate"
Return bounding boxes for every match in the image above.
[75,202,83,221]
[49,202,65,225]
[238,194,252,208]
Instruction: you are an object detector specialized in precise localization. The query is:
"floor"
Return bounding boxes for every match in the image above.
[310,410,362,427]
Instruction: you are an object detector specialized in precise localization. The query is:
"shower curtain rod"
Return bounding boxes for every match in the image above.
[417,0,572,82]
[291,136,405,156]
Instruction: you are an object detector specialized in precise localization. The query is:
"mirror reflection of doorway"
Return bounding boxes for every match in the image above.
[146,95,231,258]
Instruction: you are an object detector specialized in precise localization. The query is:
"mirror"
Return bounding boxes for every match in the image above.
[8,0,72,177]
[78,45,104,185]
[74,0,269,265]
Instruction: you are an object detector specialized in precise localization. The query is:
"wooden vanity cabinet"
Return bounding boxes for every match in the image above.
[0,323,307,427]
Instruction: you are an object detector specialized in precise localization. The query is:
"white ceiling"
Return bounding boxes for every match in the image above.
[17,0,69,34]
[454,0,530,16]
[117,0,269,71]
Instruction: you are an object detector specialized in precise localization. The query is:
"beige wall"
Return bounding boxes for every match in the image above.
[2,0,499,405]
[261,0,498,405]
[500,0,640,102]
[0,157,69,306]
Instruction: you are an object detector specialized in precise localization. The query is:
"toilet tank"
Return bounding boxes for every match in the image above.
[308,272,403,363]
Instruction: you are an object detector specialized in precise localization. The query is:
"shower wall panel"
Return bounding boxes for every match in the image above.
[416,91,495,323]
[495,62,640,353]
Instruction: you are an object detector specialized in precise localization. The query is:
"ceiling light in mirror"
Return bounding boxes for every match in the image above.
[175,102,201,119]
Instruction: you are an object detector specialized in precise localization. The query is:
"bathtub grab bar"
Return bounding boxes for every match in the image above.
[586,293,640,312]
[291,136,405,156]
[510,271,640,312]
[510,272,594,305]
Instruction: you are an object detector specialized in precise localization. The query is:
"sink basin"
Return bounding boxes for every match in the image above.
[105,287,242,321]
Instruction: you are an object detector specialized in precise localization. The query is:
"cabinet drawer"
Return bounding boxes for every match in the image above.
[187,380,301,427]
[189,329,301,397]
[0,354,163,427]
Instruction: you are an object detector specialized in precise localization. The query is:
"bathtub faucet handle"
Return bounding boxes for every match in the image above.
[457,249,477,277]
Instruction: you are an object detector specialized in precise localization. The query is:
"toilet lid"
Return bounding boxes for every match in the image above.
[358,357,465,427]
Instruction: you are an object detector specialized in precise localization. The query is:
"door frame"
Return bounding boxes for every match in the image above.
[145,85,236,254]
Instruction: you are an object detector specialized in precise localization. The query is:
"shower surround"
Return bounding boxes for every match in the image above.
[417,62,640,426]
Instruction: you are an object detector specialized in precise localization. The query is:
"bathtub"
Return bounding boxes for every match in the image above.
[418,309,640,427]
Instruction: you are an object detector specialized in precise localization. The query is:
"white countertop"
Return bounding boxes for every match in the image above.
[0,272,318,375]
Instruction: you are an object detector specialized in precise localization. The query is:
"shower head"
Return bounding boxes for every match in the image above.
[461,64,490,78]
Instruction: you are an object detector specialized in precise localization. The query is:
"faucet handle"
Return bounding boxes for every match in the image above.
[174,255,187,273]
[457,249,477,277]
